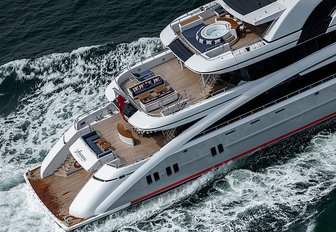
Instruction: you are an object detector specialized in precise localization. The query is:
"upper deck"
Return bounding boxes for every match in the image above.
[161,1,273,59]
[158,1,298,74]
[120,57,234,116]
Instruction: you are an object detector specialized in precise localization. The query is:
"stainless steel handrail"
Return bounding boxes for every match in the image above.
[146,85,229,117]
[199,73,336,136]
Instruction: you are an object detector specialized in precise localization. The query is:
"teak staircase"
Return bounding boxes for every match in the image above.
[54,154,82,177]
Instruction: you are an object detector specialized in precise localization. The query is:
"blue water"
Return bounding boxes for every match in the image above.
[1,0,336,231]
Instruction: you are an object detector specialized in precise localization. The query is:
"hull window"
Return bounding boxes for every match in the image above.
[211,147,217,156]
[166,167,172,176]
[146,175,153,185]
[173,163,180,173]
[197,60,336,139]
[153,172,160,181]
[218,144,224,153]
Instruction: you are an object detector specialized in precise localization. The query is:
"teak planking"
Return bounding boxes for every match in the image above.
[92,114,165,165]
[28,167,93,225]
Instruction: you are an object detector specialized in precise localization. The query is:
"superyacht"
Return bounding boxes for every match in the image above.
[25,0,336,230]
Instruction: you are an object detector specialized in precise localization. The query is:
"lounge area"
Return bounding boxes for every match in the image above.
[82,131,113,157]
[92,114,165,165]
[69,132,117,171]
[127,73,179,113]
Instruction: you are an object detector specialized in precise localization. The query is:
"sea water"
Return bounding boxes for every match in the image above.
[0,0,336,231]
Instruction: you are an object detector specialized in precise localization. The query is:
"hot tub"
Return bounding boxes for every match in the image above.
[196,21,233,45]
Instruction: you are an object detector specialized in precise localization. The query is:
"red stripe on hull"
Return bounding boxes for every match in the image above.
[131,111,336,204]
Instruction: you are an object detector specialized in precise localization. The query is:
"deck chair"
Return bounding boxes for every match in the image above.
[131,69,155,82]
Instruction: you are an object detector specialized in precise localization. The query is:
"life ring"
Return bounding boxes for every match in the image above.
[74,161,81,169]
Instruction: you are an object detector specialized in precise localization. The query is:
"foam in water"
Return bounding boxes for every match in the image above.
[116,132,336,232]
[0,37,165,231]
[1,37,336,232]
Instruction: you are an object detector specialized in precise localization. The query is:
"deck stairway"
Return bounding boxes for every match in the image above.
[163,128,176,143]
[200,74,221,96]
[54,155,82,177]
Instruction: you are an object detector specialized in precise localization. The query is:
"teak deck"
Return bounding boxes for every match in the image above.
[121,58,203,114]
[28,167,93,225]
[92,114,165,165]
[152,59,203,101]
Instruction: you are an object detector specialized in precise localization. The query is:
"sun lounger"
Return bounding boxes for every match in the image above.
[131,70,155,82]
[128,75,165,98]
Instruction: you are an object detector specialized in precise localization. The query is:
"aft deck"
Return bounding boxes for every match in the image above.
[91,113,166,165]
[27,167,92,226]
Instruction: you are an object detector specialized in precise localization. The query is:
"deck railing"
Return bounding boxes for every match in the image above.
[170,1,218,25]
[197,73,336,137]
[147,85,230,117]
[74,102,117,130]
[169,1,220,59]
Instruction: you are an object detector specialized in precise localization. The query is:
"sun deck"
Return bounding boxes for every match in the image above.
[91,114,166,164]
[27,167,92,226]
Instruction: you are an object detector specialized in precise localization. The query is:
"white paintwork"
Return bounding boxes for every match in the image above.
[26,1,336,229]
[74,102,118,130]
[160,0,325,73]
[104,81,119,102]
[70,138,100,171]
[160,25,178,46]
[184,29,300,74]
[264,0,321,41]
[70,160,145,217]
[94,43,336,216]
[330,9,336,27]
[242,2,286,26]
[299,56,336,76]
[117,131,135,146]
[40,125,82,178]
[327,24,336,33]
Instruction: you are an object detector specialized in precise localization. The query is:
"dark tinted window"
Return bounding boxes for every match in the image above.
[220,30,336,83]
[211,147,217,156]
[153,172,160,181]
[146,175,153,185]
[218,144,224,153]
[173,163,179,173]
[198,59,336,138]
[166,167,172,176]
